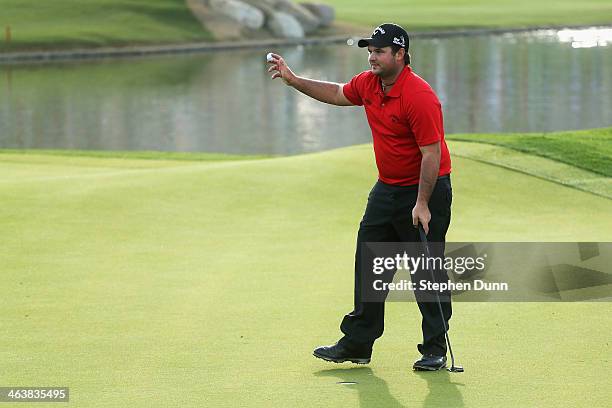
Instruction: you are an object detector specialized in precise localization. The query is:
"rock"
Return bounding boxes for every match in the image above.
[186,0,243,40]
[267,11,305,38]
[208,0,265,30]
[232,0,314,37]
[273,0,320,33]
[240,0,276,17]
[299,3,335,27]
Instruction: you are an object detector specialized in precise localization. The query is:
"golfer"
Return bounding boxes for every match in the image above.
[268,23,453,371]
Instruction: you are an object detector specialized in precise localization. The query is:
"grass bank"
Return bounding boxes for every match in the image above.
[1,141,611,407]
[322,0,612,31]
[446,127,612,177]
[0,0,212,52]
[1,0,611,52]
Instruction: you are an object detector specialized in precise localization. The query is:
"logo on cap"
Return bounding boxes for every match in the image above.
[393,36,405,47]
[373,26,386,36]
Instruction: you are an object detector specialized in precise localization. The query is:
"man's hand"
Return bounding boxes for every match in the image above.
[266,52,353,106]
[412,201,431,234]
[267,53,296,86]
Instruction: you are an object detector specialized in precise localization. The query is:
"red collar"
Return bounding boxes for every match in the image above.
[380,65,411,98]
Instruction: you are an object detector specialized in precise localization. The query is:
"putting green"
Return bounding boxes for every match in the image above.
[1,144,610,407]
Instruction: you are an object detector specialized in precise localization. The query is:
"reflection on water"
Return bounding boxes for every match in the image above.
[0,27,611,155]
[556,27,612,48]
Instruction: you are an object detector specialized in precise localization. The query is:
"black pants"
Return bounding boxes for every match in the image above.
[339,176,453,356]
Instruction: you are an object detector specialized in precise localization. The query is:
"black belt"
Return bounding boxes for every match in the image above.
[380,174,451,189]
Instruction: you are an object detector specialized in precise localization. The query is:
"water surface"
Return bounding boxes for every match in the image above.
[1,27,610,155]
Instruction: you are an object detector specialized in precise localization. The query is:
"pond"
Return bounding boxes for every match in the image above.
[1,27,610,155]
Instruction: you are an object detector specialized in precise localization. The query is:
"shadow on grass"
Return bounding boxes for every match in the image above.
[414,370,465,408]
[314,366,465,408]
[314,367,404,407]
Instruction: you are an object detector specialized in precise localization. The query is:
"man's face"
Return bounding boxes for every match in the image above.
[367,46,403,77]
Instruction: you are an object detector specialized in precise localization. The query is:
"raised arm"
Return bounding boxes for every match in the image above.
[267,53,354,106]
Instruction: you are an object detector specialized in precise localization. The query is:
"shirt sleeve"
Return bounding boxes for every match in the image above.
[342,72,366,106]
[405,91,444,146]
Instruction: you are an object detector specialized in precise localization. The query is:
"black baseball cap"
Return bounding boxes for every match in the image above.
[358,23,409,49]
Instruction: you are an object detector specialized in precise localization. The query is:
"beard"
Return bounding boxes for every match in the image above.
[371,63,401,80]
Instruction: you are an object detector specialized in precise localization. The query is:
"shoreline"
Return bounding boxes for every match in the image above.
[1,23,610,65]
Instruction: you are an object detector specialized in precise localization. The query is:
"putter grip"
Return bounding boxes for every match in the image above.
[418,224,430,257]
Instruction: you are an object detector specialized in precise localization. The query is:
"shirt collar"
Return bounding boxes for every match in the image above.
[383,65,411,98]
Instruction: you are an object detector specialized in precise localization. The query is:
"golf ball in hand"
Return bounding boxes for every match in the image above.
[266,53,274,62]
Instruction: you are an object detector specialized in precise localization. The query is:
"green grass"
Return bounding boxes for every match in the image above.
[321,0,612,31]
[0,148,269,162]
[0,0,212,51]
[1,142,611,407]
[450,140,612,199]
[447,127,612,177]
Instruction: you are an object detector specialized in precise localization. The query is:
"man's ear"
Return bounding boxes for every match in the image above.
[396,48,405,62]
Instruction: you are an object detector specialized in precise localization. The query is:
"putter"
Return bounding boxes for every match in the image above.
[418,224,464,373]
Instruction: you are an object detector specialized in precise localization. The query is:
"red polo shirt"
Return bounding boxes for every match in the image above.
[343,65,451,186]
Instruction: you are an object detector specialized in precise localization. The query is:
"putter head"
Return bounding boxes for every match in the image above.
[448,365,464,373]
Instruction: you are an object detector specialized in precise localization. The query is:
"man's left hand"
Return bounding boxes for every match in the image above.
[412,201,431,234]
